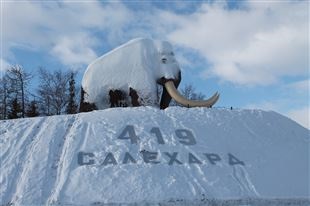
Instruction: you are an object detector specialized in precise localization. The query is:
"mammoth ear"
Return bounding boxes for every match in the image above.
[159,71,181,109]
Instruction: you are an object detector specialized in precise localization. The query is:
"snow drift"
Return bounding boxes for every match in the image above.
[0,107,309,205]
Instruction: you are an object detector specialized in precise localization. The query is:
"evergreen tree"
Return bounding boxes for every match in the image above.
[79,86,86,113]
[79,87,97,112]
[26,100,39,117]
[8,98,22,119]
[66,72,78,114]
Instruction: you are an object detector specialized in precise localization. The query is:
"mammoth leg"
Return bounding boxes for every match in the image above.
[111,89,128,107]
[129,87,140,107]
[160,72,181,109]
[115,90,121,107]
[115,90,125,107]
[109,90,117,108]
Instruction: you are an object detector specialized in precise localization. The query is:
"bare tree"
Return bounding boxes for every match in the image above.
[37,68,52,115]
[170,83,206,106]
[37,67,71,115]
[181,84,205,100]
[0,74,9,119]
[5,65,32,118]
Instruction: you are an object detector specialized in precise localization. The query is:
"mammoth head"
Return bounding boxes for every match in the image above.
[154,41,220,109]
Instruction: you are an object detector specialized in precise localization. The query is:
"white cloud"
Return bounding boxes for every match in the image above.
[287,107,310,129]
[163,1,308,85]
[287,79,310,93]
[50,33,98,66]
[0,58,10,79]
[2,1,133,67]
[0,58,10,73]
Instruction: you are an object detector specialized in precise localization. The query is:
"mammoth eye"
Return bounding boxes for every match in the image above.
[162,58,167,64]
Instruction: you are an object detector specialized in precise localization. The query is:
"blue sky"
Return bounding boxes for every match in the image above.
[1,0,309,128]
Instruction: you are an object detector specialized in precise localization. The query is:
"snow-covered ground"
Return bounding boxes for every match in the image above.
[0,107,309,205]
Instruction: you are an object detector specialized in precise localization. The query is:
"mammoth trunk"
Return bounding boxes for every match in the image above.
[164,81,220,108]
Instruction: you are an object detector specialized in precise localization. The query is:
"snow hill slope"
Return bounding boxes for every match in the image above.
[0,107,309,205]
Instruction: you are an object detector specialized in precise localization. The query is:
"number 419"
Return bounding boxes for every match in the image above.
[118,125,197,145]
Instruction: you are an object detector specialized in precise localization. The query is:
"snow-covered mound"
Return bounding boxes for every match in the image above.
[0,107,309,205]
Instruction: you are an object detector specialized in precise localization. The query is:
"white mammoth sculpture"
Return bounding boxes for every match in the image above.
[80,38,219,111]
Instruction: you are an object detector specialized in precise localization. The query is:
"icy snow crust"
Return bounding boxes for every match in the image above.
[0,107,309,205]
[82,38,180,109]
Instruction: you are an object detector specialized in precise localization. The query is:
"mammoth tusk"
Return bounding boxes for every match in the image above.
[164,81,219,108]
